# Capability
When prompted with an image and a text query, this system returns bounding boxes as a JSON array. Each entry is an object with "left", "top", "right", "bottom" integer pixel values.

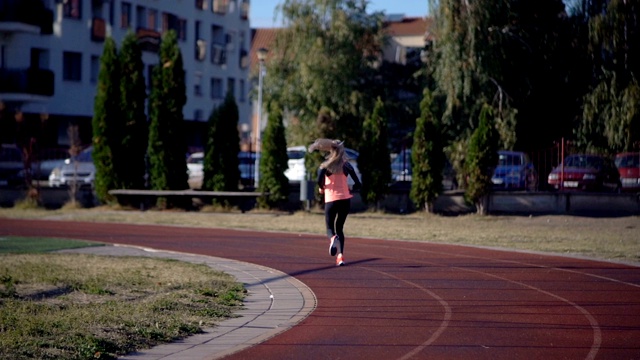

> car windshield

[
  {"left": 287, "top": 150, "right": 305, "bottom": 160},
  {"left": 564, "top": 155, "right": 601, "bottom": 169},
  {"left": 0, "top": 147, "right": 22, "bottom": 162},
  {"left": 616, "top": 154, "right": 639, "bottom": 168},
  {"left": 73, "top": 148, "right": 93, "bottom": 162},
  {"left": 498, "top": 154, "right": 522, "bottom": 166}
]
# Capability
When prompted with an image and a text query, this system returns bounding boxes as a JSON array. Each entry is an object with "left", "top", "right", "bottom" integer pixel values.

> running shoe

[
  {"left": 336, "top": 253, "right": 345, "bottom": 266},
  {"left": 329, "top": 235, "right": 339, "bottom": 256}
]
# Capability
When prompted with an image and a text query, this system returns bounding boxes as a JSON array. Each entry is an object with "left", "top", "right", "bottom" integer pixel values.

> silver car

[{"left": 48, "top": 147, "right": 95, "bottom": 187}]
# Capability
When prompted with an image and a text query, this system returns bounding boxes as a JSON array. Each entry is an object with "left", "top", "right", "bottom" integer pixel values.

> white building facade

[{"left": 0, "top": 0, "right": 252, "bottom": 152}]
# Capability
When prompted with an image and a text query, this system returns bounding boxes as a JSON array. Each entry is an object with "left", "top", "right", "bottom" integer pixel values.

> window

[
  {"left": 121, "top": 2, "right": 131, "bottom": 28},
  {"left": 194, "top": 73, "right": 203, "bottom": 96},
  {"left": 63, "top": 0, "right": 82, "bottom": 19},
  {"left": 162, "top": 12, "right": 186, "bottom": 40},
  {"left": 211, "top": 78, "right": 223, "bottom": 99},
  {"left": 213, "top": 0, "right": 229, "bottom": 14},
  {"left": 30, "top": 48, "right": 49, "bottom": 69},
  {"left": 225, "top": 31, "right": 235, "bottom": 51},
  {"left": 63, "top": 52, "right": 82, "bottom": 82},
  {"left": 90, "top": 55, "right": 99, "bottom": 84},
  {"left": 136, "top": 5, "right": 146, "bottom": 30},
  {"left": 195, "top": 21, "right": 206, "bottom": 61},
  {"left": 211, "top": 25, "right": 226, "bottom": 64},
  {"left": 146, "top": 65, "right": 156, "bottom": 91},
  {"left": 195, "top": 0, "right": 208, "bottom": 10},
  {"left": 239, "top": 79, "right": 245, "bottom": 102},
  {"left": 227, "top": 78, "right": 235, "bottom": 98},
  {"left": 148, "top": 9, "right": 158, "bottom": 31},
  {"left": 240, "top": 0, "right": 249, "bottom": 20}
]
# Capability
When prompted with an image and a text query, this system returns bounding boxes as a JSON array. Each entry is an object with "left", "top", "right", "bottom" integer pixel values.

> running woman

[{"left": 309, "top": 138, "right": 362, "bottom": 266}]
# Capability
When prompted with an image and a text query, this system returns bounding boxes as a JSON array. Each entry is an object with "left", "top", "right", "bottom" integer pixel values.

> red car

[
  {"left": 547, "top": 154, "right": 621, "bottom": 192},
  {"left": 615, "top": 152, "right": 640, "bottom": 192}
]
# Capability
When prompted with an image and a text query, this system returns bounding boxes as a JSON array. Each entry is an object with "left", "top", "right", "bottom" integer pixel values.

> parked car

[
  {"left": 390, "top": 149, "right": 458, "bottom": 191},
  {"left": 48, "top": 146, "right": 95, "bottom": 188},
  {"left": 491, "top": 150, "right": 538, "bottom": 191},
  {"left": 284, "top": 145, "right": 361, "bottom": 186},
  {"left": 30, "top": 148, "right": 70, "bottom": 181},
  {"left": 547, "top": 154, "right": 621, "bottom": 192},
  {"left": 615, "top": 152, "right": 640, "bottom": 192},
  {"left": 0, "top": 144, "right": 24, "bottom": 188},
  {"left": 187, "top": 151, "right": 258, "bottom": 189}
]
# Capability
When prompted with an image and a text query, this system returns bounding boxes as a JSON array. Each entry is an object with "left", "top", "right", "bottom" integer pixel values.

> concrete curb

[{"left": 60, "top": 244, "right": 316, "bottom": 360}]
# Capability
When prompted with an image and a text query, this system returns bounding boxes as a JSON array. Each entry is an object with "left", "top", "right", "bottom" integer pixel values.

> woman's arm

[
  {"left": 344, "top": 162, "right": 362, "bottom": 192},
  {"left": 316, "top": 168, "right": 327, "bottom": 191}
]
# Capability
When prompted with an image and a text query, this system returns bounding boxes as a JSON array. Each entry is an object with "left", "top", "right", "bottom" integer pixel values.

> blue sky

[{"left": 249, "top": 1, "right": 429, "bottom": 28}]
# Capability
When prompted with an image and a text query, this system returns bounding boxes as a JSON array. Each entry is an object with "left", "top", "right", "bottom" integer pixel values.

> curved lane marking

[
  {"left": 354, "top": 243, "right": 605, "bottom": 360},
  {"left": 359, "top": 265, "right": 452, "bottom": 360}
]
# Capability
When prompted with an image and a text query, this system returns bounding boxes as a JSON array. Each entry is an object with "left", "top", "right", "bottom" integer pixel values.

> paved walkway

[{"left": 61, "top": 245, "right": 316, "bottom": 360}]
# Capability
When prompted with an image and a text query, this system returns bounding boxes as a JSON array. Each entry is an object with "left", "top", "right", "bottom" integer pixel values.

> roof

[
  {"left": 384, "top": 16, "right": 433, "bottom": 41},
  {"left": 250, "top": 28, "right": 280, "bottom": 71}
]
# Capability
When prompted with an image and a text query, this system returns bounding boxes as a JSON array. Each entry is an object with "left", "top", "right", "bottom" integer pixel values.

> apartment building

[{"left": 0, "top": 0, "right": 252, "bottom": 152}]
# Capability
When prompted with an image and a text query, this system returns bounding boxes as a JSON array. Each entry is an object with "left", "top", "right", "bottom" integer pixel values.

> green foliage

[
  {"left": 258, "top": 103, "right": 290, "bottom": 209},
  {"left": 266, "top": 0, "right": 386, "bottom": 148},
  {"left": 118, "top": 31, "right": 148, "bottom": 191},
  {"left": 92, "top": 37, "right": 120, "bottom": 204},
  {"left": 410, "top": 90, "right": 445, "bottom": 212},
  {"left": 464, "top": 104, "right": 500, "bottom": 214},
  {"left": 358, "top": 97, "right": 390, "bottom": 208},
  {"left": 576, "top": 0, "right": 640, "bottom": 153},
  {"left": 429, "top": 0, "right": 574, "bottom": 153},
  {"left": 147, "top": 31, "right": 188, "bottom": 203},
  {"left": 203, "top": 91, "right": 241, "bottom": 192}
]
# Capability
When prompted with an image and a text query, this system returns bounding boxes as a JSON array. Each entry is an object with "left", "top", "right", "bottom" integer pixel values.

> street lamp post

[{"left": 254, "top": 47, "right": 268, "bottom": 189}]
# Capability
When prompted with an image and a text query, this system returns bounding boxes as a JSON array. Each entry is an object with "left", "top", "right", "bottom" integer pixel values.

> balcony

[
  {"left": 0, "top": 0, "right": 53, "bottom": 34},
  {"left": 211, "top": 43, "right": 227, "bottom": 65},
  {"left": 136, "top": 28, "right": 161, "bottom": 53},
  {"left": 0, "top": 68, "right": 54, "bottom": 102}
]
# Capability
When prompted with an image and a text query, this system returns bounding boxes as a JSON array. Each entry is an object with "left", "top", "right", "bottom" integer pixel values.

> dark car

[
  {"left": 615, "top": 152, "right": 640, "bottom": 192},
  {"left": 547, "top": 154, "right": 621, "bottom": 192},
  {"left": 390, "top": 150, "right": 457, "bottom": 191},
  {"left": 0, "top": 144, "right": 24, "bottom": 188},
  {"left": 491, "top": 150, "right": 538, "bottom": 191}
]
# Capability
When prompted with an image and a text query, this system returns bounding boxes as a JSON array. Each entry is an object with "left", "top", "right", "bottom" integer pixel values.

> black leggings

[{"left": 324, "top": 198, "right": 351, "bottom": 253}]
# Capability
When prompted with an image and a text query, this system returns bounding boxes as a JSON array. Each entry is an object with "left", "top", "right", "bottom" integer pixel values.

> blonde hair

[{"left": 308, "top": 138, "right": 347, "bottom": 174}]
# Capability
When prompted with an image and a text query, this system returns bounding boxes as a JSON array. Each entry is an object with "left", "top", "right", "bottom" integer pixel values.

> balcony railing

[
  {"left": 0, "top": 0, "right": 53, "bottom": 34},
  {"left": 136, "top": 28, "right": 161, "bottom": 53},
  {"left": 0, "top": 68, "right": 55, "bottom": 98}
]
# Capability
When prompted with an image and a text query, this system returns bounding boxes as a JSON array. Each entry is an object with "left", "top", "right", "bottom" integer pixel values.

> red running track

[{"left": 2, "top": 218, "right": 639, "bottom": 360}]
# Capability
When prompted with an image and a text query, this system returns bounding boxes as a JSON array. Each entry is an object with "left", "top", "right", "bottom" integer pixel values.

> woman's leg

[
  {"left": 324, "top": 201, "right": 338, "bottom": 238},
  {"left": 334, "top": 199, "right": 351, "bottom": 253}
]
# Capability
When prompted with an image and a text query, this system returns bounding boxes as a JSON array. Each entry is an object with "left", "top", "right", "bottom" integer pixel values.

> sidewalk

[{"left": 60, "top": 244, "right": 316, "bottom": 360}]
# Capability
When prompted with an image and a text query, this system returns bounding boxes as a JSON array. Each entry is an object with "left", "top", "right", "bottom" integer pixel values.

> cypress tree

[
  {"left": 147, "top": 30, "right": 188, "bottom": 207},
  {"left": 118, "top": 31, "right": 148, "bottom": 191},
  {"left": 203, "top": 91, "right": 240, "bottom": 192},
  {"left": 410, "top": 89, "right": 445, "bottom": 213},
  {"left": 257, "top": 102, "right": 289, "bottom": 209},
  {"left": 359, "top": 97, "right": 391, "bottom": 210},
  {"left": 92, "top": 37, "right": 120, "bottom": 204},
  {"left": 464, "top": 104, "right": 500, "bottom": 215},
  {"left": 203, "top": 104, "right": 223, "bottom": 191}
]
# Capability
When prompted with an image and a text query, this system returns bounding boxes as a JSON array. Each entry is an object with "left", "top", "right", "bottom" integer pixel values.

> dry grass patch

[
  {"left": 1, "top": 207, "right": 639, "bottom": 264},
  {"left": 0, "top": 253, "right": 245, "bottom": 360}
]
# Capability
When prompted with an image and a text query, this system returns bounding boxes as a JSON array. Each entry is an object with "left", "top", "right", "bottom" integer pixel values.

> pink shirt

[{"left": 323, "top": 172, "right": 352, "bottom": 203}]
